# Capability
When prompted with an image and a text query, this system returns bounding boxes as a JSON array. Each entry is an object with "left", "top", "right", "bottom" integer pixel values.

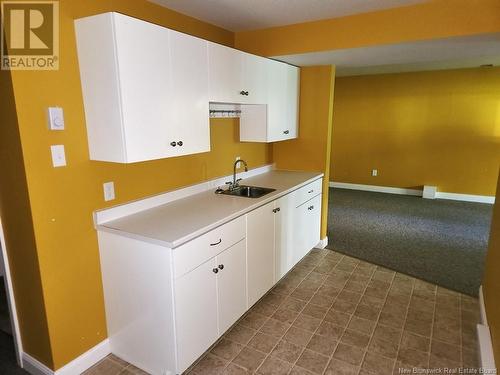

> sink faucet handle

[{"left": 236, "top": 178, "right": 242, "bottom": 183}]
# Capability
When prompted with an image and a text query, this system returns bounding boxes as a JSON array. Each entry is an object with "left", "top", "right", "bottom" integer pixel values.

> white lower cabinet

[
  {"left": 246, "top": 202, "right": 276, "bottom": 307},
  {"left": 175, "top": 239, "right": 247, "bottom": 373},
  {"left": 174, "top": 257, "right": 218, "bottom": 372},
  {"left": 293, "top": 194, "right": 322, "bottom": 265},
  {"left": 98, "top": 178, "right": 323, "bottom": 374}
]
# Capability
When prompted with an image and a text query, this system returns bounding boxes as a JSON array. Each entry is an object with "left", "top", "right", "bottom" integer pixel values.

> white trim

[
  {"left": 477, "top": 324, "right": 497, "bottom": 372},
  {"left": 329, "top": 181, "right": 495, "bottom": 204},
  {"left": 479, "top": 286, "right": 488, "bottom": 326},
  {"left": 95, "top": 164, "right": 274, "bottom": 225},
  {"left": 435, "top": 192, "right": 495, "bottom": 204},
  {"left": 23, "top": 339, "right": 110, "bottom": 375},
  {"left": 0, "top": 218, "right": 23, "bottom": 366},
  {"left": 22, "top": 353, "right": 52, "bottom": 375},
  {"left": 329, "top": 182, "right": 422, "bottom": 196},
  {"left": 314, "top": 237, "right": 328, "bottom": 249}
]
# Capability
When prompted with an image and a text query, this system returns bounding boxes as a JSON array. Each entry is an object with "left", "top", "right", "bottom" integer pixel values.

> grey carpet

[{"left": 327, "top": 188, "right": 493, "bottom": 296}]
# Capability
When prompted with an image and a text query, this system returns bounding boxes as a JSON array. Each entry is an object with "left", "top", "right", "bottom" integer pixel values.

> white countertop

[{"left": 98, "top": 170, "right": 323, "bottom": 248}]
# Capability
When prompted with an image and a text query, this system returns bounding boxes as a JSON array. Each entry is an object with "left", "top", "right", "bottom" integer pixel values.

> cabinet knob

[
  {"left": 272, "top": 207, "right": 281, "bottom": 213},
  {"left": 177, "top": 141, "right": 183, "bottom": 146},
  {"left": 308, "top": 190, "right": 314, "bottom": 194},
  {"left": 240, "top": 90, "right": 249, "bottom": 96},
  {"left": 170, "top": 141, "right": 177, "bottom": 147},
  {"left": 212, "top": 268, "right": 219, "bottom": 274},
  {"left": 283, "top": 130, "right": 290, "bottom": 134},
  {"left": 308, "top": 205, "right": 314, "bottom": 210},
  {"left": 218, "top": 264, "right": 224, "bottom": 270}
]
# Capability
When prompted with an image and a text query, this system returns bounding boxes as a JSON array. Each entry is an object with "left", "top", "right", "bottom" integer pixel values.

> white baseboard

[
  {"left": 477, "top": 285, "right": 497, "bottom": 372},
  {"left": 434, "top": 192, "right": 495, "bottom": 204},
  {"left": 329, "top": 181, "right": 495, "bottom": 204},
  {"left": 22, "top": 353, "right": 52, "bottom": 375},
  {"left": 477, "top": 325, "right": 496, "bottom": 372},
  {"left": 23, "top": 339, "right": 110, "bottom": 375},
  {"left": 479, "top": 286, "right": 488, "bottom": 326},
  {"left": 329, "top": 182, "right": 422, "bottom": 196},
  {"left": 315, "top": 237, "right": 328, "bottom": 249}
]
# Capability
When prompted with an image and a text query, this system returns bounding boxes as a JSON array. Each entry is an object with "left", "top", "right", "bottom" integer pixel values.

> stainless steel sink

[{"left": 220, "top": 185, "right": 276, "bottom": 198}]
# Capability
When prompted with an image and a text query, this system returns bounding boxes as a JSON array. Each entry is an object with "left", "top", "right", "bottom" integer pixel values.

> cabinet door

[
  {"left": 169, "top": 30, "right": 210, "bottom": 157},
  {"left": 293, "top": 195, "right": 322, "bottom": 266},
  {"left": 113, "top": 14, "right": 177, "bottom": 162},
  {"left": 266, "top": 59, "right": 288, "bottom": 142},
  {"left": 216, "top": 240, "right": 247, "bottom": 334},
  {"left": 208, "top": 43, "right": 242, "bottom": 103},
  {"left": 175, "top": 258, "right": 218, "bottom": 373},
  {"left": 246, "top": 202, "right": 275, "bottom": 307},
  {"left": 275, "top": 195, "right": 295, "bottom": 281},
  {"left": 285, "top": 66, "right": 300, "bottom": 139},
  {"left": 241, "top": 53, "right": 267, "bottom": 104}
]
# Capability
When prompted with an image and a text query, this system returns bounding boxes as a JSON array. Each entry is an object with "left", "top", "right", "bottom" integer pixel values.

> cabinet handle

[
  {"left": 177, "top": 141, "right": 183, "bottom": 146},
  {"left": 283, "top": 130, "right": 290, "bottom": 135},
  {"left": 210, "top": 238, "right": 222, "bottom": 246},
  {"left": 218, "top": 264, "right": 224, "bottom": 270},
  {"left": 308, "top": 190, "right": 314, "bottom": 194},
  {"left": 272, "top": 207, "right": 281, "bottom": 213},
  {"left": 308, "top": 205, "right": 314, "bottom": 210},
  {"left": 239, "top": 90, "right": 249, "bottom": 96},
  {"left": 212, "top": 268, "right": 219, "bottom": 274},
  {"left": 170, "top": 141, "right": 177, "bottom": 147}
]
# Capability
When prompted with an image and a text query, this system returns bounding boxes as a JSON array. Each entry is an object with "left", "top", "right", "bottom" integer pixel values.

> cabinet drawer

[
  {"left": 291, "top": 178, "right": 322, "bottom": 207},
  {"left": 173, "top": 216, "right": 245, "bottom": 278}
]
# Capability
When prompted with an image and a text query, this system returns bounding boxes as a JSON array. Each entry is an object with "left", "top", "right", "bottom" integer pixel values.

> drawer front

[
  {"left": 291, "top": 178, "right": 322, "bottom": 207},
  {"left": 173, "top": 216, "right": 246, "bottom": 278}
]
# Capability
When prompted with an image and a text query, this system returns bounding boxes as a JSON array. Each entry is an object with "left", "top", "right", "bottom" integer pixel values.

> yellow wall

[
  {"left": 483, "top": 170, "right": 500, "bottom": 364},
  {"left": 331, "top": 68, "right": 500, "bottom": 196},
  {"left": 235, "top": 0, "right": 500, "bottom": 57},
  {"left": 0, "top": 64, "right": 53, "bottom": 368},
  {"left": 274, "top": 66, "right": 336, "bottom": 239},
  {"left": 5, "top": 0, "right": 273, "bottom": 370}
]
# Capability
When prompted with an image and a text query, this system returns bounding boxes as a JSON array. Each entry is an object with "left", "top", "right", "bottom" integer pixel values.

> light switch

[
  {"left": 47, "top": 107, "right": 65, "bottom": 130},
  {"left": 103, "top": 182, "right": 115, "bottom": 201},
  {"left": 371, "top": 169, "right": 378, "bottom": 177},
  {"left": 50, "top": 145, "right": 66, "bottom": 167}
]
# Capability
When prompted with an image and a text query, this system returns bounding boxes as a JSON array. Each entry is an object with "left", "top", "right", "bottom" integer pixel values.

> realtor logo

[{"left": 1, "top": 1, "right": 59, "bottom": 70}]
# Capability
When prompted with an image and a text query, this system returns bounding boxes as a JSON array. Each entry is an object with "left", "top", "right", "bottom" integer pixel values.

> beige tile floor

[{"left": 84, "top": 249, "right": 480, "bottom": 375}]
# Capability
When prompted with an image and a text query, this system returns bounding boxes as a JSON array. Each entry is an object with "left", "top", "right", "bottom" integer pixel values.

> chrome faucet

[{"left": 227, "top": 159, "right": 248, "bottom": 191}]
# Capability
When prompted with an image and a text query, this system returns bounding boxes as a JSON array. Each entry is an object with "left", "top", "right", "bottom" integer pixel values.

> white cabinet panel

[
  {"left": 208, "top": 43, "right": 242, "bottom": 103},
  {"left": 217, "top": 240, "right": 247, "bottom": 334},
  {"left": 240, "top": 60, "right": 300, "bottom": 143},
  {"left": 75, "top": 12, "right": 211, "bottom": 163},
  {"left": 293, "top": 194, "right": 322, "bottom": 266},
  {"left": 114, "top": 14, "right": 175, "bottom": 162},
  {"left": 169, "top": 30, "right": 210, "bottom": 157},
  {"left": 246, "top": 202, "right": 275, "bottom": 307},
  {"left": 175, "top": 258, "right": 218, "bottom": 373},
  {"left": 241, "top": 53, "right": 267, "bottom": 104},
  {"left": 274, "top": 194, "right": 295, "bottom": 281}
]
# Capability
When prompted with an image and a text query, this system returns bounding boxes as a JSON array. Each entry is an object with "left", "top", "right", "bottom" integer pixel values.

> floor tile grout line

[
  {"left": 237, "top": 249, "right": 339, "bottom": 374},
  {"left": 354, "top": 268, "right": 399, "bottom": 375},
  {"left": 391, "top": 276, "right": 416, "bottom": 374},
  {"left": 427, "top": 284, "right": 438, "bottom": 370}
]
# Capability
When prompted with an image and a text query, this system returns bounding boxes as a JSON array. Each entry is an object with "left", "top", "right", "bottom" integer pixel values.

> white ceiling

[
  {"left": 149, "top": 0, "right": 426, "bottom": 32},
  {"left": 273, "top": 34, "right": 500, "bottom": 76}
]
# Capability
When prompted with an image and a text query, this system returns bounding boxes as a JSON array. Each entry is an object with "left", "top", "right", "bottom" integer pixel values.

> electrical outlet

[
  {"left": 372, "top": 169, "right": 378, "bottom": 177},
  {"left": 235, "top": 156, "right": 241, "bottom": 167},
  {"left": 103, "top": 182, "right": 115, "bottom": 201}
]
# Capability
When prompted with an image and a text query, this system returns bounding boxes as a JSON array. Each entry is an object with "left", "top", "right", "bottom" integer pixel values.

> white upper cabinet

[
  {"left": 239, "top": 60, "right": 300, "bottom": 143},
  {"left": 75, "top": 13, "right": 210, "bottom": 163},
  {"left": 208, "top": 43, "right": 243, "bottom": 104},
  {"left": 208, "top": 43, "right": 268, "bottom": 104}
]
